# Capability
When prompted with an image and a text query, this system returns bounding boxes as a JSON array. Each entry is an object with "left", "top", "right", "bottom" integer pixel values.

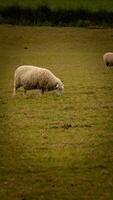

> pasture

[{"left": 0, "top": 25, "right": 113, "bottom": 200}]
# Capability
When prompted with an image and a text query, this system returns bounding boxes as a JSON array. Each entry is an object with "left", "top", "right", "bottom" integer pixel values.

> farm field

[
  {"left": 0, "top": 25, "right": 113, "bottom": 200},
  {"left": 0, "top": 0, "right": 113, "bottom": 11}
]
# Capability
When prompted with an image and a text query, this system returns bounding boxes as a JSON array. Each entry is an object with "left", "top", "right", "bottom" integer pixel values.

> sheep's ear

[{"left": 55, "top": 83, "right": 59, "bottom": 89}]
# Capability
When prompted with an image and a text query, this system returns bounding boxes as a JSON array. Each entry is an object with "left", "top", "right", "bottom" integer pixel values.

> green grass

[
  {"left": 0, "top": 0, "right": 113, "bottom": 11},
  {"left": 0, "top": 25, "right": 113, "bottom": 200}
]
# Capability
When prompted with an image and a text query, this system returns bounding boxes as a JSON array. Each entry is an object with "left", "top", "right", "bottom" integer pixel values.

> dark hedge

[{"left": 0, "top": 5, "right": 113, "bottom": 27}]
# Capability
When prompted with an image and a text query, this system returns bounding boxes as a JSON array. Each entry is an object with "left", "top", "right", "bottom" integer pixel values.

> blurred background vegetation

[{"left": 0, "top": 0, "right": 113, "bottom": 26}]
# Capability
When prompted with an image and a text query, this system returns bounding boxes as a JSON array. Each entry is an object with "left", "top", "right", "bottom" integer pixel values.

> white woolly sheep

[
  {"left": 103, "top": 52, "right": 113, "bottom": 67},
  {"left": 13, "top": 65, "right": 64, "bottom": 96}
]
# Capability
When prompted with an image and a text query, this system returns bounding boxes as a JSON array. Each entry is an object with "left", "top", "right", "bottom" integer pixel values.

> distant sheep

[
  {"left": 13, "top": 65, "right": 64, "bottom": 96},
  {"left": 103, "top": 52, "right": 113, "bottom": 67}
]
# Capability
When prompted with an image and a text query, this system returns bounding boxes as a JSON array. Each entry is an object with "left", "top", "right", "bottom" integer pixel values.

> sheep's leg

[
  {"left": 23, "top": 88, "right": 27, "bottom": 96},
  {"left": 13, "top": 80, "right": 16, "bottom": 96},
  {"left": 41, "top": 88, "right": 45, "bottom": 94},
  {"left": 38, "top": 88, "right": 45, "bottom": 96},
  {"left": 38, "top": 90, "right": 42, "bottom": 96},
  {"left": 13, "top": 87, "right": 16, "bottom": 96},
  {"left": 13, "top": 81, "right": 18, "bottom": 96}
]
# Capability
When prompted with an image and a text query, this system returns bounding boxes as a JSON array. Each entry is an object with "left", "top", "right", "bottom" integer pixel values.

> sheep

[
  {"left": 13, "top": 65, "right": 64, "bottom": 96},
  {"left": 103, "top": 52, "right": 113, "bottom": 67}
]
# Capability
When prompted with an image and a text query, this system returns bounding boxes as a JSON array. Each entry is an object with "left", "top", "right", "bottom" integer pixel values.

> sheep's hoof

[{"left": 13, "top": 93, "right": 16, "bottom": 96}]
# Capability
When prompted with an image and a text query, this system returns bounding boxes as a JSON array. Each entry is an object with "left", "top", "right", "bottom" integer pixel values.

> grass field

[
  {"left": 0, "top": 0, "right": 113, "bottom": 11},
  {"left": 0, "top": 25, "right": 113, "bottom": 200}
]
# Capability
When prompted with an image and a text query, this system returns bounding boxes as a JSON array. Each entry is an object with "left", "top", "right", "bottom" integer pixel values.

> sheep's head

[{"left": 55, "top": 80, "right": 64, "bottom": 96}]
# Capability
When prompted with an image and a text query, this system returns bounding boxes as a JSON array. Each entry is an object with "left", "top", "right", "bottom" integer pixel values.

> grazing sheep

[
  {"left": 13, "top": 65, "right": 64, "bottom": 96},
  {"left": 103, "top": 52, "right": 113, "bottom": 67}
]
